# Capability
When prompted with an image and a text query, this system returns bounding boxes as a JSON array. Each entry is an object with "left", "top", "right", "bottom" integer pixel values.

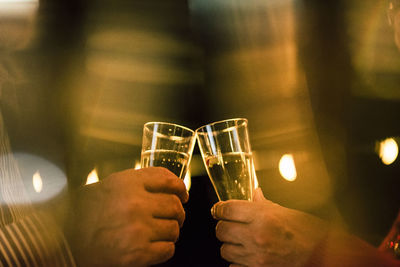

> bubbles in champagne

[
  {"left": 205, "top": 152, "right": 254, "bottom": 201},
  {"left": 141, "top": 150, "right": 189, "bottom": 178}
]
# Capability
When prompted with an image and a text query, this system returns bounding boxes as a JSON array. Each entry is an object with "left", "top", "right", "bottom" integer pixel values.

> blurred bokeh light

[
  {"left": 279, "top": 154, "right": 297, "bottom": 181},
  {"left": 184, "top": 169, "right": 192, "bottom": 191},
  {"left": 85, "top": 168, "right": 99, "bottom": 185},
  {"left": 1, "top": 0, "right": 400, "bottom": 264},
  {"left": 13, "top": 153, "right": 67, "bottom": 204},
  {"left": 134, "top": 161, "right": 141, "bottom": 170},
  {"left": 32, "top": 170, "right": 43, "bottom": 193},
  {"left": 378, "top": 138, "right": 399, "bottom": 165}
]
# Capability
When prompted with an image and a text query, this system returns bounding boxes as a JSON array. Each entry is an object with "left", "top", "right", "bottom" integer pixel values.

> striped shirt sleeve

[
  {"left": 0, "top": 212, "right": 76, "bottom": 267},
  {"left": 1, "top": 61, "right": 76, "bottom": 266}
]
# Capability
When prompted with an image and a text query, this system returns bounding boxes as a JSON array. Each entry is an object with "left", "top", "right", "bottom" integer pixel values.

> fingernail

[{"left": 211, "top": 205, "right": 216, "bottom": 218}]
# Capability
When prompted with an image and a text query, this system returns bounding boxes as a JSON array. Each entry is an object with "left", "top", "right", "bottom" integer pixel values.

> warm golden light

[
  {"left": 86, "top": 168, "right": 99, "bottom": 185},
  {"left": 379, "top": 138, "right": 398, "bottom": 165},
  {"left": 279, "top": 154, "right": 297, "bottom": 181},
  {"left": 183, "top": 170, "right": 191, "bottom": 191},
  {"left": 0, "top": 0, "right": 37, "bottom": 2},
  {"left": 32, "top": 170, "right": 43, "bottom": 193},
  {"left": 0, "top": 0, "right": 38, "bottom": 16},
  {"left": 253, "top": 165, "right": 259, "bottom": 188},
  {"left": 134, "top": 161, "right": 141, "bottom": 170}
]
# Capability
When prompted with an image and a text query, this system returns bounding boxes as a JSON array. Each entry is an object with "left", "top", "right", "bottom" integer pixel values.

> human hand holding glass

[
  {"left": 141, "top": 122, "right": 196, "bottom": 179},
  {"left": 196, "top": 118, "right": 256, "bottom": 201}
]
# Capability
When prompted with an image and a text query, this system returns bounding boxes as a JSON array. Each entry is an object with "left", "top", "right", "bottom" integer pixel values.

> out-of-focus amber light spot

[
  {"left": 134, "top": 161, "right": 141, "bottom": 170},
  {"left": 183, "top": 169, "right": 191, "bottom": 191},
  {"left": 0, "top": 0, "right": 37, "bottom": 2},
  {"left": 279, "top": 154, "right": 297, "bottom": 181},
  {"left": 86, "top": 168, "right": 99, "bottom": 185},
  {"left": 379, "top": 138, "right": 398, "bottom": 165},
  {"left": 32, "top": 170, "right": 43, "bottom": 193}
]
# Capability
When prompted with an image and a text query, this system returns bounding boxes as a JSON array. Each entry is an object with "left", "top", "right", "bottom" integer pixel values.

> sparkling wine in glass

[
  {"left": 141, "top": 122, "right": 195, "bottom": 179},
  {"left": 196, "top": 118, "right": 255, "bottom": 201}
]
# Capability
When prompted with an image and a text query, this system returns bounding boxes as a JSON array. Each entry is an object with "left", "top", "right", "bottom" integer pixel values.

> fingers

[
  {"left": 143, "top": 167, "right": 189, "bottom": 203},
  {"left": 220, "top": 243, "right": 247, "bottom": 265},
  {"left": 150, "top": 219, "right": 180, "bottom": 242},
  {"left": 211, "top": 200, "right": 254, "bottom": 223},
  {"left": 151, "top": 193, "right": 186, "bottom": 227},
  {"left": 215, "top": 221, "right": 248, "bottom": 245}
]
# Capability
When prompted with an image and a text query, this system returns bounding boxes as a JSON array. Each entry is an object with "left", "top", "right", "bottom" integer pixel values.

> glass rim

[
  {"left": 195, "top": 118, "right": 248, "bottom": 133},
  {"left": 144, "top": 121, "right": 195, "bottom": 134}
]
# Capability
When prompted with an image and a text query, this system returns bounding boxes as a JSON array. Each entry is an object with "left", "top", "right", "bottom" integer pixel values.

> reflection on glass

[
  {"left": 279, "top": 154, "right": 297, "bottom": 181},
  {"left": 197, "top": 118, "right": 255, "bottom": 201},
  {"left": 253, "top": 165, "right": 259, "bottom": 188},
  {"left": 183, "top": 169, "right": 192, "bottom": 191},
  {"left": 141, "top": 122, "right": 196, "bottom": 179},
  {"left": 134, "top": 161, "right": 141, "bottom": 170}
]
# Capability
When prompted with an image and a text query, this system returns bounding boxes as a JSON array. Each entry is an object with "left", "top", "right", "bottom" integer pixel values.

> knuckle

[
  {"left": 137, "top": 167, "right": 151, "bottom": 177},
  {"left": 215, "top": 203, "right": 229, "bottom": 219},
  {"left": 161, "top": 243, "right": 175, "bottom": 261},
  {"left": 143, "top": 167, "right": 171, "bottom": 182},
  {"left": 129, "top": 223, "right": 147, "bottom": 237},
  {"left": 175, "top": 177, "right": 186, "bottom": 188},
  {"left": 219, "top": 202, "right": 238, "bottom": 218},
  {"left": 105, "top": 169, "right": 137, "bottom": 188},
  {"left": 102, "top": 173, "right": 118, "bottom": 189},
  {"left": 220, "top": 205, "right": 230, "bottom": 218},
  {"left": 257, "top": 212, "right": 271, "bottom": 230},
  {"left": 154, "top": 166, "right": 174, "bottom": 177},
  {"left": 145, "top": 166, "right": 163, "bottom": 173},
  {"left": 154, "top": 166, "right": 168, "bottom": 173},
  {"left": 170, "top": 193, "right": 181, "bottom": 204},
  {"left": 254, "top": 233, "right": 269, "bottom": 247},
  {"left": 215, "top": 221, "right": 226, "bottom": 240},
  {"left": 174, "top": 179, "right": 186, "bottom": 193},
  {"left": 170, "top": 195, "right": 183, "bottom": 214},
  {"left": 171, "top": 221, "right": 180, "bottom": 242},
  {"left": 118, "top": 243, "right": 147, "bottom": 266},
  {"left": 128, "top": 198, "right": 146, "bottom": 215},
  {"left": 256, "top": 256, "right": 269, "bottom": 266},
  {"left": 180, "top": 210, "right": 186, "bottom": 225},
  {"left": 169, "top": 177, "right": 183, "bottom": 191},
  {"left": 159, "top": 176, "right": 175, "bottom": 189},
  {"left": 220, "top": 244, "right": 231, "bottom": 260},
  {"left": 215, "top": 220, "right": 222, "bottom": 231},
  {"left": 119, "top": 252, "right": 142, "bottom": 266}
]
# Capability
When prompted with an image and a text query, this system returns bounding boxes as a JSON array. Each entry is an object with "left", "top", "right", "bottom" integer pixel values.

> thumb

[{"left": 253, "top": 187, "right": 265, "bottom": 202}]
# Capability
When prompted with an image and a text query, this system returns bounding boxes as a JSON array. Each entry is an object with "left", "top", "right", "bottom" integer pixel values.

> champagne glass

[
  {"left": 141, "top": 122, "right": 196, "bottom": 179},
  {"left": 196, "top": 118, "right": 255, "bottom": 201}
]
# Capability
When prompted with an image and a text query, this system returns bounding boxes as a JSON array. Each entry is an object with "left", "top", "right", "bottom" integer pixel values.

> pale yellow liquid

[
  {"left": 141, "top": 150, "right": 189, "bottom": 178},
  {"left": 205, "top": 152, "right": 254, "bottom": 201}
]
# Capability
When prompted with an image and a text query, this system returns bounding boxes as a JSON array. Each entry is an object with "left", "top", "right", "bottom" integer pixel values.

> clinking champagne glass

[
  {"left": 196, "top": 118, "right": 256, "bottom": 201},
  {"left": 140, "top": 122, "right": 196, "bottom": 179}
]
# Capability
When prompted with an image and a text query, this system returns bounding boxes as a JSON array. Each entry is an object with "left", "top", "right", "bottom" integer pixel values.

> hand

[
  {"left": 71, "top": 167, "right": 188, "bottom": 267},
  {"left": 212, "top": 188, "right": 328, "bottom": 267}
]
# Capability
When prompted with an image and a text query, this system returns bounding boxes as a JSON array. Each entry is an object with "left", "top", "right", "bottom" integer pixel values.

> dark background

[{"left": 3, "top": 0, "right": 400, "bottom": 266}]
